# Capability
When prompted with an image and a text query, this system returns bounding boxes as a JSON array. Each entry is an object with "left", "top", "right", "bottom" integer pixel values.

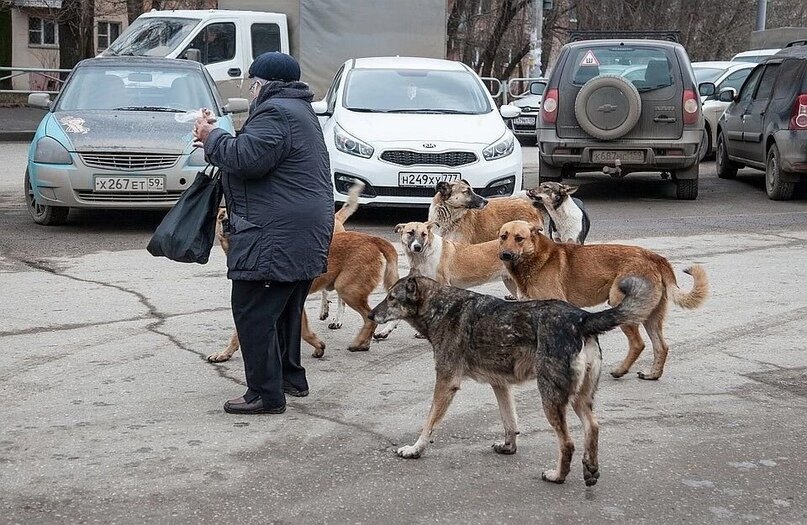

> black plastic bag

[{"left": 146, "top": 165, "right": 222, "bottom": 264}]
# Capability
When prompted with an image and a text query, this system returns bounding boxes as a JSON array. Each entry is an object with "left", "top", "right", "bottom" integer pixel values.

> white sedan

[{"left": 312, "top": 56, "right": 523, "bottom": 207}]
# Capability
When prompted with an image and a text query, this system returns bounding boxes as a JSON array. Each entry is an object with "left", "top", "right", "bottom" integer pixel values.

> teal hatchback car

[{"left": 25, "top": 56, "right": 248, "bottom": 225}]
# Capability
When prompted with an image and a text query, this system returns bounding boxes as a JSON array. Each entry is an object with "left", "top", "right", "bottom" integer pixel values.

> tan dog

[
  {"left": 208, "top": 213, "right": 399, "bottom": 362},
  {"left": 428, "top": 180, "right": 543, "bottom": 244},
  {"left": 395, "top": 221, "right": 516, "bottom": 296},
  {"left": 498, "top": 220, "right": 708, "bottom": 380}
]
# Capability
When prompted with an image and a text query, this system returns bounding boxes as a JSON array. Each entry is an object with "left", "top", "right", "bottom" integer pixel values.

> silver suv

[{"left": 538, "top": 40, "right": 713, "bottom": 199}]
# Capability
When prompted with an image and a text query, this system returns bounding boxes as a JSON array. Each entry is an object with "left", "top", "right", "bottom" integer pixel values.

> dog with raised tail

[
  {"left": 519, "top": 182, "right": 591, "bottom": 245},
  {"left": 498, "top": 220, "right": 709, "bottom": 380},
  {"left": 369, "top": 275, "right": 657, "bottom": 486}
]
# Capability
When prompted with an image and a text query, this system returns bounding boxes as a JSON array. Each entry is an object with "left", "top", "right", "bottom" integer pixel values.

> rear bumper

[
  {"left": 538, "top": 127, "right": 702, "bottom": 171},
  {"left": 775, "top": 130, "right": 807, "bottom": 177}
]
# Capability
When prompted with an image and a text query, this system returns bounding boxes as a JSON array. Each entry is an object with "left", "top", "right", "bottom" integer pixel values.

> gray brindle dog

[{"left": 369, "top": 275, "right": 655, "bottom": 486}]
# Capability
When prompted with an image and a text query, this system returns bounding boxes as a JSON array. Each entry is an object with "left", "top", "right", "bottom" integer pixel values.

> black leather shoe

[
  {"left": 223, "top": 396, "right": 286, "bottom": 414},
  {"left": 283, "top": 384, "right": 309, "bottom": 397}
]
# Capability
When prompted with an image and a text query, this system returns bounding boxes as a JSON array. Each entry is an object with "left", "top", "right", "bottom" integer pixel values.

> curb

[{"left": 0, "top": 131, "right": 35, "bottom": 142}]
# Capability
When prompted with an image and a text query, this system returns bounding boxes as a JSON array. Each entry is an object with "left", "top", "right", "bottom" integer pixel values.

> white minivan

[{"left": 312, "top": 57, "right": 523, "bottom": 207}]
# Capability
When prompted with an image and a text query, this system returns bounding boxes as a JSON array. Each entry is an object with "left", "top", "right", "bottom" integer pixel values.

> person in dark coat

[{"left": 193, "top": 52, "right": 334, "bottom": 414}]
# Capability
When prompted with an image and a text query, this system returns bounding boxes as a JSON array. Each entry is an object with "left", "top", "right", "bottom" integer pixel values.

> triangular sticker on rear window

[{"left": 580, "top": 50, "right": 600, "bottom": 66}]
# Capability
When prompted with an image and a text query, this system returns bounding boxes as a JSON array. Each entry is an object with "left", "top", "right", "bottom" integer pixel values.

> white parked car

[
  {"left": 730, "top": 49, "right": 781, "bottom": 63},
  {"left": 692, "top": 62, "right": 755, "bottom": 154},
  {"left": 312, "top": 56, "right": 523, "bottom": 207}
]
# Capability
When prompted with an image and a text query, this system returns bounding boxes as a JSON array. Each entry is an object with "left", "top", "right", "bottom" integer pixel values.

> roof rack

[{"left": 568, "top": 30, "right": 681, "bottom": 44}]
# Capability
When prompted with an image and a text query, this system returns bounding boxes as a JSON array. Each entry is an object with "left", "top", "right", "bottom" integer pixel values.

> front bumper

[
  {"left": 774, "top": 130, "right": 807, "bottom": 177},
  {"left": 538, "top": 127, "right": 702, "bottom": 171},
  {"left": 330, "top": 144, "right": 523, "bottom": 207},
  {"left": 28, "top": 151, "right": 202, "bottom": 209},
  {"left": 508, "top": 112, "right": 539, "bottom": 137}
]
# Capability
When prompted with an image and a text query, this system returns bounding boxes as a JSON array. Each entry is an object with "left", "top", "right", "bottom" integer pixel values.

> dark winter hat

[{"left": 248, "top": 52, "right": 301, "bottom": 82}]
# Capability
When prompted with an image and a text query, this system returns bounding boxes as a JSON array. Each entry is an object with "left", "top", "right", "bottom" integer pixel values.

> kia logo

[{"left": 423, "top": 143, "right": 436, "bottom": 149}]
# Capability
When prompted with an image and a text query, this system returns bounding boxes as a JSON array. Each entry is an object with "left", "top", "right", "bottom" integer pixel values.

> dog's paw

[
  {"left": 396, "top": 445, "right": 422, "bottom": 459},
  {"left": 637, "top": 370, "right": 661, "bottom": 381},
  {"left": 373, "top": 331, "right": 389, "bottom": 340},
  {"left": 347, "top": 345, "right": 370, "bottom": 352},
  {"left": 582, "top": 458, "right": 600, "bottom": 487},
  {"left": 492, "top": 442, "right": 517, "bottom": 455},
  {"left": 206, "top": 352, "right": 232, "bottom": 363},
  {"left": 319, "top": 311, "right": 329, "bottom": 321},
  {"left": 327, "top": 321, "right": 342, "bottom": 330},
  {"left": 311, "top": 342, "right": 326, "bottom": 359},
  {"left": 541, "top": 469, "right": 566, "bottom": 484},
  {"left": 609, "top": 368, "right": 628, "bottom": 379},
  {"left": 414, "top": 332, "right": 427, "bottom": 339},
  {"left": 503, "top": 294, "right": 518, "bottom": 301}
]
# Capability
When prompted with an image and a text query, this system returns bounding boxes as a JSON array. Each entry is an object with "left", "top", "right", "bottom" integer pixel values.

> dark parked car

[
  {"left": 716, "top": 43, "right": 807, "bottom": 200},
  {"left": 538, "top": 39, "right": 714, "bottom": 200}
]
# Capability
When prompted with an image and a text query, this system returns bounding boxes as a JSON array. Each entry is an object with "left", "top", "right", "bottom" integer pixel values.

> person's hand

[{"left": 192, "top": 108, "right": 217, "bottom": 148}]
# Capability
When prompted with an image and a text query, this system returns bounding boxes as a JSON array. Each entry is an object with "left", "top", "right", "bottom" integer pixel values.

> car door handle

[
  {"left": 227, "top": 68, "right": 241, "bottom": 77},
  {"left": 654, "top": 116, "right": 677, "bottom": 123}
]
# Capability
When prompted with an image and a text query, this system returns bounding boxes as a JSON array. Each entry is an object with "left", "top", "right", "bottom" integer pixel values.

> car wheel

[
  {"left": 698, "top": 126, "right": 710, "bottom": 161},
  {"left": 675, "top": 164, "right": 699, "bottom": 200},
  {"left": 25, "top": 170, "right": 69, "bottom": 225},
  {"left": 538, "top": 155, "right": 562, "bottom": 183},
  {"left": 765, "top": 144, "right": 796, "bottom": 201},
  {"left": 715, "top": 132, "right": 739, "bottom": 180},
  {"left": 574, "top": 75, "right": 642, "bottom": 140}
]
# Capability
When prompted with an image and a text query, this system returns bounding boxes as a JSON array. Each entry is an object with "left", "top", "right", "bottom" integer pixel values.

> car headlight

[
  {"left": 335, "top": 124, "right": 373, "bottom": 159},
  {"left": 188, "top": 147, "right": 207, "bottom": 166},
  {"left": 33, "top": 136, "right": 72, "bottom": 165},
  {"left": 483, "top": 133, "right": 515, "bottom": 161}
]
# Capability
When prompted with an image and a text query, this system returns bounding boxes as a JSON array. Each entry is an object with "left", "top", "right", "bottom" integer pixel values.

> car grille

[
  {"left": 80, "top": 152, "right": 180, "bottom": 171},
  {"left": 380, "top": 150, "right": 477, "bottom": 167},
  {"left": 75, "top": 190, "right": 183, "bottom": 203},
  {"left": 373, "top": 186, "right": 484, "bottom": 198}
]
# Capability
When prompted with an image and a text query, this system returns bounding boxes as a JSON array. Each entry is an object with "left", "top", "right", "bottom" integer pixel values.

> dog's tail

[
  {"left": 376, "top": 238, "right": 400, "bottom": 290},
  {"left": 334, "top": 181, "right": 364, "bottom": 227},
  {"left": 581, "top": 276, "right": 657, "bottom": 337},
  {"left": 663, "top": 264, "right": 709, "bottom": 310}
]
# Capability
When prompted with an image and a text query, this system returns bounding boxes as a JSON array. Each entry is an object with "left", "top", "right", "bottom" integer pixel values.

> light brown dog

[
  {"left": 427, "top": 180, "right": 543, "bottom": 244},
  {"left": 498, "top": 220, "right": 708, "bottom": 380},
  {"left": 395, "top": 221, "right": 516, "bottom": 296},
  {"left": 208, "top": 214, "right": 399, "bottom": 362}
]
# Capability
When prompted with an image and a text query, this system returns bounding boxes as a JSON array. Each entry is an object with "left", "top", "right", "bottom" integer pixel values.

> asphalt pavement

[{"left": 1, "top": 142, "right": 806, "bottom": 524}]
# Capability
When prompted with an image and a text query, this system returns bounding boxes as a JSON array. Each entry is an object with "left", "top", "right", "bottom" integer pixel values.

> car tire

[
  {"left": 715, "top": 131, "right": 739, "bottom": 180},
  {"left": 675, "top": 164, "right": 699, "bottom": 200},
  {"left": 765, "top": 144, "right": 796, "bottom": 201},
  {"left": 574, "top": 75, "right": 642, "bottom": 140},
  {"left": 25, "top": 170, "right": 69, "bottom": 226},
  {"left": 538, "top": 155, "right": 562, "bottom": 183},
  {"left": 699, "top": 126, "right": 710, "bottom": 161}
]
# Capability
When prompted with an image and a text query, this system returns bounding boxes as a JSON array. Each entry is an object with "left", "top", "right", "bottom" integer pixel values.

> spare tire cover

[{"left": 574, "top": 74, "right": 642, "bottom": 140}]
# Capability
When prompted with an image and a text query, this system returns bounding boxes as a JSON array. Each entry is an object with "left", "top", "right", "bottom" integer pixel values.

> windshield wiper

[
  {"left": 386, "top": 108, "right": 476, "bottom": 114},
  {"left": 346, "top": 107, "right": 390, "bottom": 113},
  {"left": 113, "top": 106, "right": 184, "bottom": 112}
]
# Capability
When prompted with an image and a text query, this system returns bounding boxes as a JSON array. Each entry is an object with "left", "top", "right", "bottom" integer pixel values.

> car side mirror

[
  {"left": 698, "top": 82, "right": 716, "bottom": 97},
  {"left": 529, "top": 81, "right": 545, "bottom": 95},
  {"left": 311, "top": 99, "right": 330, "bottom": 116},
  {"left": 499, "top": 104, "right": 522, "bottom": 119},
  {"left": 28, "top": 92, "right": 51, "bottom": 109},
  {"left": 183, "top": 48, "right": 202, "bottom": 62},
  {"left": 718, "top": 87, "right": 737, "bottom": 103},
  {"left": 223, "top": 98, "right": 250, "bottom": 114}
]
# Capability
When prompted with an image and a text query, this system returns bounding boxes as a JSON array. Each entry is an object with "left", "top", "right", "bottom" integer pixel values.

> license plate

[
  {"left": 94, "top": 176, "right": 165, "bottom": 192},
  {"left": 514, "top": 116, "right": 536, "bottom": 126},
  {"left": 398, "top": 172, "right": 461, "bottom": 188},
  {"left": 591, "top": 150, "right": 645, "bottom": 163}
]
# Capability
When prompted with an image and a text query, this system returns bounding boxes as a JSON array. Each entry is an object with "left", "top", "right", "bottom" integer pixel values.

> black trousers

[{"left": 231, "top": 279, "right": 312, "bottom": 408}]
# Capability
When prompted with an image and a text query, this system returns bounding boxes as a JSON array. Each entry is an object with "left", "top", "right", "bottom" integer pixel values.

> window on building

[
  {"left": 29, "top": 17, "right": 58, "bottom": 47},
  {"left": 97, "top": 22, "right": 122, "bottom": 51}
]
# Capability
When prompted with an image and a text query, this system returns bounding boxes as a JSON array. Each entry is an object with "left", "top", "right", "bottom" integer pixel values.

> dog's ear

[
  {"left": 394, "top": 223, "right": 406, "bottom": 234},
  {"left": 561, "top": 184, "right": 578, "bottom": 195},
  {"left": 459, "top": 178, "right": 471, "bottom": 187},
  {"left": 530, "top": 223, "right": 544, "bottom": 236},
  {"left": 404, "top": 276, "right": 419, "bottom": 298},
  {"left": 435, "top": 181, "right": 451, "bottom": 199},
  {"left": 424, "top": 220, "right": 437, "bottom": 231}
]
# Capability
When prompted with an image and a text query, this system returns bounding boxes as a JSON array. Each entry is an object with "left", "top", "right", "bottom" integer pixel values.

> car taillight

[
  {"left": 683, "top": 89, "right": 699, "bottom": 125},
  {"left": 790, "top": 94, "right": 807, "bottom": 130},
  {"left": 541, "top": 88, "right": 558, "bottom": 124}
]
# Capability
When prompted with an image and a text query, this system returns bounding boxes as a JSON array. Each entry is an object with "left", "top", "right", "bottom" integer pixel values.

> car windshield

[
  {"left": 693, "top": 67, "right": 727, "bottom": 83},
  {"left": 343, "top": 69, "right": 492, "bottom": 114},
  {"left": 569, "top": 46, "right": 675, "bottom": 92},
  {"left": 56, "top": 65, "right": 217, "bottom": 112},
  {"left": 103, "top": 17, "right": 200, "bottom": 57}
]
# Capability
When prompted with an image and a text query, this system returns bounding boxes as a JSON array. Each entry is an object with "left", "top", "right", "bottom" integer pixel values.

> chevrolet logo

[{"left": 598, "top": 104, "right": 617, "bottom": 113}]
